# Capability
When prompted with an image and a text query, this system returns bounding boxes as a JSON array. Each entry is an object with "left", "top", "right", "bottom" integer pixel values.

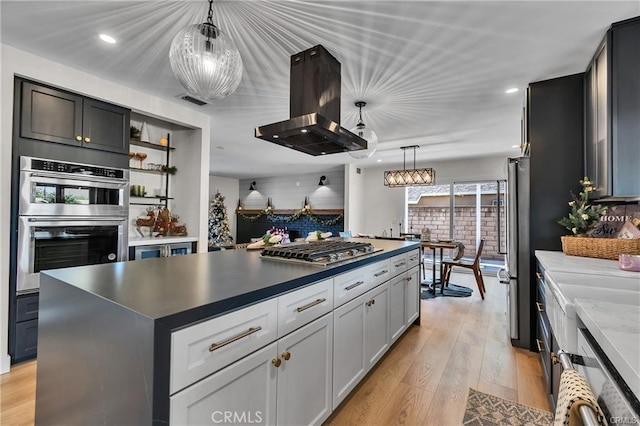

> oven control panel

[{"left": 29, "top": 158, "right": 125, "bottom": 179}]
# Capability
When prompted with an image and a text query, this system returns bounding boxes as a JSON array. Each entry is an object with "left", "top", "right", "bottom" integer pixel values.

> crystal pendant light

[
  {"left": 348, "top": 101, "right": 378, "bottom": 159},
  {"left": 169, "top": 0, "right": 243, "bottom": 101}
]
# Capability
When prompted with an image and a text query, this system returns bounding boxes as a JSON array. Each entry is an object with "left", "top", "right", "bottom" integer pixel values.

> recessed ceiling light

[
  {"left": 511, "top": 144, "right": 520, "bottom": 148},
  {"left": 377, "top": 159, "right": 382, "bottom": 162},
  {"left": 301, "top": 129, "right": 308, "bottom": 133},
  {"left": 505, "top": 88, "right": 519, "bottom": 94},
  {"left": 99, "top": 34, "right": 116, "bottom": 44},
  {"left": 273, "top": 135, "right": 279, "bottom": 139}
]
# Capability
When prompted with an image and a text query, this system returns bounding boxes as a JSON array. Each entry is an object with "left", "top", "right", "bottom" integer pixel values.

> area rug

[
  {"left": 420, "top": 283, "right": 473, "bottom": 299},
  {"left": 463, "top": 388, "right": 553, "bottom": 426}
]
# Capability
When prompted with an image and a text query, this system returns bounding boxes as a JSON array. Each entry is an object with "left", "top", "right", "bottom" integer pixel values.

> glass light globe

[
  {"left": 348, "top": 124, "right": 378, "bottom": 159},
  {"left": 169, "top": 23, "right": 243, "bottom": 101}
]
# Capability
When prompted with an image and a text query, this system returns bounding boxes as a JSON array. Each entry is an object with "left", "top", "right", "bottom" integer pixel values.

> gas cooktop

[{"left": 260, "top": 240, "right": 382, "bottom": 266}]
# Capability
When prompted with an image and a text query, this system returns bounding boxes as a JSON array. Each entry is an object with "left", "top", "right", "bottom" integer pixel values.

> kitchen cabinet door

[
  {"left": 20, "top": 81, "right": 83, "bottom": 146},
  {"left": 364, "top": 282, "right": 390, "bottom": 371},
  {"left": 332, "top": 292, "right": 366, "bottom": 409},
  {"left": 170, "top": 342, "right": 277, "bottom": 425},
  {"left": 405, "top": 266, "right": 420, "bottom": 325},
  {"left": 389, "top": 274, "right": 407, "bottom": 343},
  {"left": 276, "top": 313, "right": 333, "bottom": 426},
  {"left": 82, "top": 98, "right": 130, "bottom": 154},
  {"left": 19, "top": 79, "right": 129, "bottom": 155}
]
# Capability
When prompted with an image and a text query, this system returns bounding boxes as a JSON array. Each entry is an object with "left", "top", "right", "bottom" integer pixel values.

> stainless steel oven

[
  {"left": 16, "top": 156, "right": 129, "bottom": 294},
  {"left": 19, "top": 156, "right": 128, "bottom": 217},
  {"left": 17, "top": 217, "right": 127, "bottom": 294}
]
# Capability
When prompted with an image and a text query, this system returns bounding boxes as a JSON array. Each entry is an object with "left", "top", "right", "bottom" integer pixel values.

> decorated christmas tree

[{"left": 208, "top": 191, "right": 234, "bottom": 246}]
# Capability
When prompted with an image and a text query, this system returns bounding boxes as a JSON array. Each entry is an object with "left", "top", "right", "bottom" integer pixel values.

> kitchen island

[{"left": 35, "top": 238, "right": 420, "bottom": 425}]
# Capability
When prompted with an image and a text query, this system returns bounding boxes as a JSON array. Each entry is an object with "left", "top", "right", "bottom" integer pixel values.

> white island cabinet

[{"left": 36, "top": 239, "right": 421, "bottom": 426}]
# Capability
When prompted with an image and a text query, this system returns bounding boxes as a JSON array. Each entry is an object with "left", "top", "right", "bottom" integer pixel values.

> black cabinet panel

[
  {"left": 18, "top": 78, "right": 130, "bottom": 155},
  {"left": 16, "top": 294, "right": 39, "bottom": 322},
  {"left": 20, "top": 81, "right": 83, "bottom": 146},
  {"left": 83, "top": 98, "right": 130, "bottom": 154},
  {"left": 585, "top": 17, "right": 640, "bottom": 198},
  {"left": 15, "top": 319, "right": 38, "bottom": 361},
  {"left": 611, "top": 18, "right": 640, "bottom": 196}
]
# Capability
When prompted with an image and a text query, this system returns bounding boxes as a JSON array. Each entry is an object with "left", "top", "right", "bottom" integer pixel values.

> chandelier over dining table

[
  {"left": 169, "top": 0, "right": 243, "bottom": 101},
  {"left": 384, "top": 145, "right": 435, "bottom": 187}
]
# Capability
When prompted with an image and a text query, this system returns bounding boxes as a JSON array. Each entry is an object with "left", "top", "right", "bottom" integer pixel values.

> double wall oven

[{"left": 16, "top": 156, "right": 129, "bottom": 294}]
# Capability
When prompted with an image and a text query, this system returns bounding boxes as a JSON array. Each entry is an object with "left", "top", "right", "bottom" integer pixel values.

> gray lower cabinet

[{"left": 13, "top": 293, "right": 39, "bottom": 361}]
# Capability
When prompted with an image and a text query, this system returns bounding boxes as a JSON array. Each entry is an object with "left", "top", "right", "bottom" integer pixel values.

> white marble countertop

[
  {"left": 536, "top": 250, "right": 640, "bottom": 278},
  {"left": 575, "top": 299, "right": 640, "bottom": 401},
  {"left": 128, "top": 235, "right": 198, "bottom": 247}
]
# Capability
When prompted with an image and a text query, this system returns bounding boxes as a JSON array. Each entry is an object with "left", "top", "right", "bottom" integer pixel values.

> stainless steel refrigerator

[{"left": 499, "top": 157, "right": 531, "bottom": 349}]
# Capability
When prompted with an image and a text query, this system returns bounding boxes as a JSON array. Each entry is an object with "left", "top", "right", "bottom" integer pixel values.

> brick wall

[{"left": 409, "top": 206, "right": 505, "bottom": 260}]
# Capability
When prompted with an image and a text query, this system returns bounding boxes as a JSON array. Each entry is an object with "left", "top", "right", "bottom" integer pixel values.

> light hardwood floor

[{"left": 0, "top": 272, "right": 550, "bottom": 425}]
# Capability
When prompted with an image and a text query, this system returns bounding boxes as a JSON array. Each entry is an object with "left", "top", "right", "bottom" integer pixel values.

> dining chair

[{"left": 441, "top": 239, "right": 486, "bottom": 299}]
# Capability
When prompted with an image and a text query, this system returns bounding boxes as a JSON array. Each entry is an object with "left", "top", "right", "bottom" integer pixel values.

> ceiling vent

[{"left": 179, "top": 94, "right": 210, "bottom": 106}]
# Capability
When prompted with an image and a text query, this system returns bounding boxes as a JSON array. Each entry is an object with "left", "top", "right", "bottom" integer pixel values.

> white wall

[
  {"left": 360, "top": 155, "right": 507, "bottom": 236},
  {"left": 209, "top": 175, "right": 240, "bottom": 243},
  {"left": 0, "top": 44, "right": 211, "bottom": 373},
  {"left": 238, "top": 168, "right": 344, "bottom": 210},
  {"left": 344, "top": 164, "right": 365, "bottom": 234}
]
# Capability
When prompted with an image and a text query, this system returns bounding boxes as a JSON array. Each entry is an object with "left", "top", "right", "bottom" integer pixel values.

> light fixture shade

[
  {"left": 348, "top": 101, "right": 378, "bottom": 159},
  {"left": 249, "top": 181, "right": 256, "bottom": 190},
  {"left": 348, "top": 127, "right": 378, "bottom": 159},
  {"left": 169, "top": 23, "right": 243, "bottom": 101},
  {"left": 384, "top": 168, "right": 435, "bottom": 187},
  {"left": 318, "top": 175, "right": 326, "bottom": 186}
]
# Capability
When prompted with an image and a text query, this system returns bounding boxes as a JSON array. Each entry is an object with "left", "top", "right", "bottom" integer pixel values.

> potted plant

[{"left": 558, "top": 177, "right": 607, "bottom": 236}]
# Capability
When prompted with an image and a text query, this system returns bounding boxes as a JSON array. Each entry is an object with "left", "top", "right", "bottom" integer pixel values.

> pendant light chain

[{"left": 207, "top": 0, "right": 214, "bottom": 26}]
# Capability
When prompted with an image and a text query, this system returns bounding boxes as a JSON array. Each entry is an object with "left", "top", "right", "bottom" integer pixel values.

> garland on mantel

[{"left": 238, "top": 208, "right": 344, "bottom": 226}]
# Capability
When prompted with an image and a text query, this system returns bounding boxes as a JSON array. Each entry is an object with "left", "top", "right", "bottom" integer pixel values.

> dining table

[{"left": 421, "top": 240, "right": 461, "bottom": 292}]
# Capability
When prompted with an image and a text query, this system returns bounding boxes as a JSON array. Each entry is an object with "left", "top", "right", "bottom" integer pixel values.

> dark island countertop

[{"left": 42, "top": 238, "right": 420, "bottom": 330}]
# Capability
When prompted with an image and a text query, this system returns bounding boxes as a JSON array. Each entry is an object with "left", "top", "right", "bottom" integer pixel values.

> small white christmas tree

[{"left": 208, "top": 191, "right": 233, "bottom": 246}]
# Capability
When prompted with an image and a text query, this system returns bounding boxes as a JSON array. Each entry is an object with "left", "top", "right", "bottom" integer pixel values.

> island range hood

[{"left": 255, "top": 45, "right": 368, "bottom": 156}]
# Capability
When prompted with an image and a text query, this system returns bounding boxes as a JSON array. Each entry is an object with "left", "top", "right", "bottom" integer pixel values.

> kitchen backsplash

[{"left": 236, "top": 214, "right": 344, "bottom": 243}]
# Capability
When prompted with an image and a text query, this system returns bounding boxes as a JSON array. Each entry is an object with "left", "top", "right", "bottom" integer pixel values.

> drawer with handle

[
  {"left": 334, "top": 267, "right": 368, "bottom": 307},
  {"left": 389, "top": 253, "right": 409, "bottom": 277},
  {"left": 278, "top": 278, "right": 333, "bottom": 337},
  {"left": 366, "top": 259, "right": 390, "bottom": 289},
  {"left": 170, "top": 298, "right": 278, "bottom": 394},
  {"left": 407, "top": 249, "right": 420, "bottom": 269}
]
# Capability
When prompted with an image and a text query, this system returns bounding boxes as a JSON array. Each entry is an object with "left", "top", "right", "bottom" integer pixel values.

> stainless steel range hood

[{"left": 255, "top": 45, "right": 367, "bottom": 156}]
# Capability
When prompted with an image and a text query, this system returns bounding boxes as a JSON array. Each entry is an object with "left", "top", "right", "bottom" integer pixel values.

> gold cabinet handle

[
  {"left": 395, "top": 261, "right": 406, "bottom": 268},
  {"left": 272, "top": 358, "right": 282, "bottom": 368},
  {"left": 75, "top": 135, "right": 82, "bottom": 141},
  {"left": 406, "top": 276, "right": 412, "bottom": 281},
  {"left": 374, "top": 270, "right": 388, "bottom": 277},
  {"left": 345, "top": 281, "right": 364, "bottom": 291},
  {"left": 536, "top": 338, "right": 545, "bottom": 353},
  {"left": 296, "top": 298, "right": 326, "bottom": 313},
  {"left": 536, "top": 272, "right": 543, "bottom": 280},
  {"left": 208, "top": 326, "right": 262, "bottom": 352},
  {"left": 366, "top": 299, "right": 376, "bottom": 307},
  {"left": 536, "top": 302, "right": 544, "bottom": 313},
  {"left": 84, "top": 137, "right": 91, "bottom": 143},
  {"left": 281, "top": 351, "right": 291, "bottom": 361}
]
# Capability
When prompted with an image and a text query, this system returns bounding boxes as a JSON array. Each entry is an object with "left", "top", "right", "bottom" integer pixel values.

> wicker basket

[{"left": 561, "top": 235, "right": 640, "bottom": 260}]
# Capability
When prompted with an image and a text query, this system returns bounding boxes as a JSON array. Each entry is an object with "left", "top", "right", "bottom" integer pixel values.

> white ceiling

[{"left": 1, "top": 1, "right": 639, "bottom": 179}]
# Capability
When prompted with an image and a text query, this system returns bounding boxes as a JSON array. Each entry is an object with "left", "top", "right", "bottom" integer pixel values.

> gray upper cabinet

[
  {"left": 584, "top": 17, "right": 640, "bottom": 198},
  {"left": 20, "top": 79, "right": 130, "bottom": 155}
]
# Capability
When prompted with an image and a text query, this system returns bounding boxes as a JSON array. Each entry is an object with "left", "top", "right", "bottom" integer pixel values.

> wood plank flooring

[{"left": 0, "top": 272, "right": 550, "bottom": 425}]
